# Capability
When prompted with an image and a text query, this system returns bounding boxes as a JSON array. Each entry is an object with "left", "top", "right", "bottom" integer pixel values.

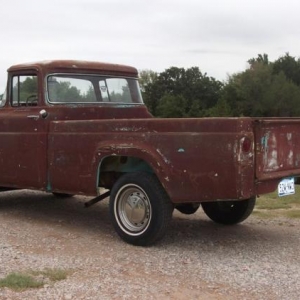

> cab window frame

[{"left": 10, "top": 72, "right": 39, "bottom": 107}]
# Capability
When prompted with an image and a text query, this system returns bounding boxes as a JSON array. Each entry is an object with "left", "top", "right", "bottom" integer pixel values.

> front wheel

[
  {"left": 201, "top": 197, "right": 256, "bottom": 225},
  {"left": 109, "top": 172, "right": 173, "bottom": 246}
]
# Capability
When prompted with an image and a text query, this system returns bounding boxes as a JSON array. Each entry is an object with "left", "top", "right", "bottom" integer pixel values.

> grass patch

[
  {"left": 256, "top": 186, "right": 300, "bottom": 210},
  {"left": 253, "top": 185, "right": 300, "bottom": 219},
  {"left": 284, "top": 210, "right": 300, "bottom": 219},
  {"left": 0, "top": 268, "right": 70, "bottom": 291},
  {"left": 252, "top": 210, "right": 275, "bottom": 219},
  {"left": 29, "top": 268, "right": 68, "bottom": 282},
  {"left": 0, "top": 273, "right": 43, "bottom": 291}
]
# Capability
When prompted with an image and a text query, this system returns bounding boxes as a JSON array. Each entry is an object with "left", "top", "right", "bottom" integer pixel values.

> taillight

[{"left": 241, "top": 137, "right": 252, "bottom": 153}]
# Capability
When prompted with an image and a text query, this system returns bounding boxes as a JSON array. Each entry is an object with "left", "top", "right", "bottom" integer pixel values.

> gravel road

[{"left": 0, "top": 190, "right": 299, "bottom": 300}]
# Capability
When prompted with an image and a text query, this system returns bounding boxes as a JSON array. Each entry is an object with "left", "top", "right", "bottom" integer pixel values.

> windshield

[{"left": 47, "top": 74, "right": 143, "bottom": 104}]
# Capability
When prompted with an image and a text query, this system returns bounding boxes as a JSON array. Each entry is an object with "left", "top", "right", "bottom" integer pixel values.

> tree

[
  {"left": 156, "top": 95, "right": 188, "bottom": 118},
  {"left": 143, "top": 66, "right": 223, "bottom": 117},
  {"left": 206, "top": 97, "right": 232, "bottom": 117},
  {"left": 139, "top": 70, "right": 158, "bottom": 92},
  {"left": 273, "top": 53, "right": 300, "bottom": 86},
  {"left": 221, "top": 53, "right": 300, "bottom": 117},
  {"left": 248, "top": 53, "right": 269, "bottom": 68},
  {"left": 263, "top": 71, "right": 300, "bottom": 116}
]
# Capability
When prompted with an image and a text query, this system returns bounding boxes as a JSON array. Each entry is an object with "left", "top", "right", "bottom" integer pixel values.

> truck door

[{"left": 0, "top": 72, "right": 48, "bottom": 189}]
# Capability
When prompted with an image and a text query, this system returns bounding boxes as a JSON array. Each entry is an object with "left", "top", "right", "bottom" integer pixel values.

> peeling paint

[
  {"left": 156, "top": 148, "right": 171, "bottom": 165},
  {"left": 287, "top": 150, "right": 294, "bottom": 166},
  {"left": 287, "top": 133, "right": 292, "bottom": 141},
  {"left": 177, "top": 148, "right": 185, "bottom": 153},
  {"left": 267, "top": 150, "right": 279, "bottom": 170},
  {"left": 118, "top": 127, "right": 143, "bottom": 132}
]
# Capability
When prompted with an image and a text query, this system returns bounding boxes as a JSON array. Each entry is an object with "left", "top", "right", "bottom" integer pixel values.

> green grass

[
  {"left": 0, "top": 268, "right": 70, "bottom": 291},
  {"left": 29, "top": 268, "right": 68, "bottom": 282},
  {"left": 0, "top": 273, "right": 43, "bottom": 291},
  {"left": 254, "top": 185, "right": 300, "bottom": 219},
  {"left": 284, "top": 210, "right": 300, "bottom": 219},
  {"left": 256, "top": 186, "right": 300, "bottom": 210},
  {"left": 252, "top": 210, "right": 276, "bottom": 219}
]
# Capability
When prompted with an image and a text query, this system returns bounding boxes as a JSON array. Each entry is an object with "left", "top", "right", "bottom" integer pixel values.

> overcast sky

[{"left": 1, "top": 0, "right": 300, "bottom": 92}]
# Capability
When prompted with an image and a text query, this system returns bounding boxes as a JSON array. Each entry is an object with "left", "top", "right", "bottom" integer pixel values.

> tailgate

[{"left": 255, "top": 118, "right": 300, "bottom": 181}]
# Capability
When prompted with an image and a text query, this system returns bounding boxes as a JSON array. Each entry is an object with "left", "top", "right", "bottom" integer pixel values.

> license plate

[{"left": 278, "top": 178, "right": 295, "bottom": 197}]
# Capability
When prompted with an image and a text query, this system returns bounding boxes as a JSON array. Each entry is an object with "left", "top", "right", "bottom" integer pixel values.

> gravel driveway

[{"left": 0, "top": 190, "right": 299, "bottom": 299}]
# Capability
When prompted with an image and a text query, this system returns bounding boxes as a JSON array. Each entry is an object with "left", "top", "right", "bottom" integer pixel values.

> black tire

[
  {"left": 52, "top": 193, "right": 74, "bottom": 198},
  {"left": 109, "top": 172, "right": 173, "bottom": 246},
  {"left": 176, "top": 203, "right": 200, "bottom": 215},
  {"left": 201, "top": 197, "right": 256, "bottom": 225}
]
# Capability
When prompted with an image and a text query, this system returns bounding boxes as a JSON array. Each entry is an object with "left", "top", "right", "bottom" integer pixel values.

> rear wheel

[
  {"left": 109, "top": 172, "right": 173, "bottom": 246},
  {"left": 201, "top": 197, "right": 256, "bottom": 225},
  {"left": 176, "top": 203, "right": 200, "bottom": 215}
]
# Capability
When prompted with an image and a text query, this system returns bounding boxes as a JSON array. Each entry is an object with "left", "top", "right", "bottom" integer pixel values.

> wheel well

[{"left": 98, "top": 156, "right": 154, "bottom": 189}]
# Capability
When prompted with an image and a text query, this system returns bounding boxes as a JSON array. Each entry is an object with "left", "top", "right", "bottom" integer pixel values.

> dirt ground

[{"left": 0, "top": 190, "right": 299, "bottom": 299}]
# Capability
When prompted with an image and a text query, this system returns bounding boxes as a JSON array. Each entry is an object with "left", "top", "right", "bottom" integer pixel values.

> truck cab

[{"left": 0, "top": 60, "right": 151, "bottom": 191}]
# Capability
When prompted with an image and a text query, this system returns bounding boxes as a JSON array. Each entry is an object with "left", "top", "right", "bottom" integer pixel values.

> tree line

[{"left": 140, "top": 53, "right": 300, "bottom": 117}]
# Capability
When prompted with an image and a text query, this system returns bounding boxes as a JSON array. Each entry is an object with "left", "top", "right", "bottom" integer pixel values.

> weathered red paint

[{"left": 0, "top": 61, "right": 300, "bottom": 204}]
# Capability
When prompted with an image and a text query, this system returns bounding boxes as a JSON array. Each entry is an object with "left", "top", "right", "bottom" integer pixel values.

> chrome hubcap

[{"left": 116, "top": 185, "right": 151, "bottom": 235}]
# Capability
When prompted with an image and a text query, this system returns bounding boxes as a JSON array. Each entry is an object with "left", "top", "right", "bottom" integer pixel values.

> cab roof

[{"left": 8, "top": 60, "right": 138, "bottom": 77}]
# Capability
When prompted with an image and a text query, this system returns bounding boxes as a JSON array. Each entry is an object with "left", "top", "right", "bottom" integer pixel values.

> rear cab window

[{"left": 47, "top": 74, "right": 143, "bottom": 104}]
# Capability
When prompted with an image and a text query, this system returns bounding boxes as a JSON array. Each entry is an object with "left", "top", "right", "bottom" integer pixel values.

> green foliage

[
  {"left": 248, "top": 53, "right": 269, "bottom": 67},
  {"left": 0, "top": 273, "right": 43, "bottom": 291},
  {"left": 142, "top": 52, "right": 300, "bottom": 118},
  {"left": 143, "top": 66, "right": 223, "bottom": 117},
  {"left": 139, "top": 69, "right": 158, "bottom": 92},
  {"left": 205, "top": 97, "right": 232, "bottom": 117},
  {"left": 221, "top": 53, "right": 300, "bottom": 117},
  {"left": 156, "top": 95, "right": 191, "bottom": 118},
  {"left": 273, "top": 53, "right": 300, "bottom": 86}
]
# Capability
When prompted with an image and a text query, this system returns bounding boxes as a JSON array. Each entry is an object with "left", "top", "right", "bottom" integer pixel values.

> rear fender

[{"left": 96, "top": 141, "right": 173, "bottom": 194}]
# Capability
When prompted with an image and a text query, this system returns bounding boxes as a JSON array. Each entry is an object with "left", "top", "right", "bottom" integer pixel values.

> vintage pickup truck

[{"left": 0, "top": 60, "right": 299, "bottom": 246}]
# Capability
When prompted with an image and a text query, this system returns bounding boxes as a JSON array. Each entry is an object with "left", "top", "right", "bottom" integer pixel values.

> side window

[{"left": 12, "top": 75, "right": 38, "bottom": 107}]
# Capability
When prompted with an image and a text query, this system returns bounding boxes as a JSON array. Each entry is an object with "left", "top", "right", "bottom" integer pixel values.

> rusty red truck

[{"left": 0, "top": 60, "right": 299, "bottom": 245}]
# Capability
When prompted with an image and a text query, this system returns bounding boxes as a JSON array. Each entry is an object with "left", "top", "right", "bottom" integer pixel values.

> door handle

[{"left": 27, "top": 115, "right": 39, "bottom": 120}]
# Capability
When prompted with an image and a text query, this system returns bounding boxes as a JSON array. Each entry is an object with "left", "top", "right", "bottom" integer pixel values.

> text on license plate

[{"left": 278, "top": 178, "right": 295, "bottom": 197}]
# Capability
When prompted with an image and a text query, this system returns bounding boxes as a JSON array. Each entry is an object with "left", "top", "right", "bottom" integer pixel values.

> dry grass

[
  {"left": 0, "top": 273, "right": 43, "bottom": 291},
  {"left": 255, "top": 185, "right": 300, "bottom": 219},
  {"left": 0, "top": 268, "right": 70, "bottom": 291}
]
